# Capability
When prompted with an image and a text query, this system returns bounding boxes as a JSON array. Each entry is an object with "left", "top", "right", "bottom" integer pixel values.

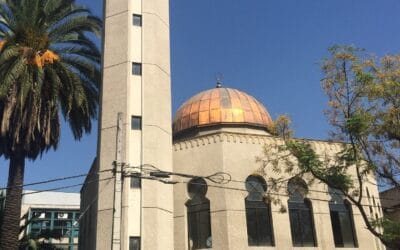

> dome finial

[{"left": 215, "top": 72, "right": 223, "bottom": 88}]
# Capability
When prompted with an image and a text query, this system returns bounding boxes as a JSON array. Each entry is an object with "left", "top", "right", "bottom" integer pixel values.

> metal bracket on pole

[{"left": 112, "top": 112, "right": 123, "bottom": 250}]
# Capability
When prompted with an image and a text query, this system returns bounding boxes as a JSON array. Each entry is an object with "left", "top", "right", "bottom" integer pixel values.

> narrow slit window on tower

[
  {"left": 132, "top": 62, "right": 142, "bottom": 75},
  {"left": 131, "top": 116, "right": 142, "bottom": 130},
  {"left": 133, "top": 14, "right": 142, "bottom": 26},
  {"left": 129, "top": 237, "right": 141, "bottom": 250},
  {"left": 130, "top": 174, "right": 141, "bottom": 188}
]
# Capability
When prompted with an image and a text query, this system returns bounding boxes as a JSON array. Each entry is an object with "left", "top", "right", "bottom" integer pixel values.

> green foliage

[
  {"left": 344, "top": 111, "right": 373, "bottom": 138},
  {"left": 0, "top": 0, "right": 102, "bottom": 160},
  {"left": 284, "top": 140, "right": 354, "bottom": 192},
  {"left": 0, "top": 0, "right": 101, "bottom": 248},
  {"left": 19, "top": 229, "right": 62, "bottom": 250},
  {"left": 371, "top": 218, "right": 400, "bottom": 248},
  {"left": 268, "top": 114, "right": 293, "bottom": 139},
  {"left": 262, "top": 45, "right": 400, "bottom": 248}
]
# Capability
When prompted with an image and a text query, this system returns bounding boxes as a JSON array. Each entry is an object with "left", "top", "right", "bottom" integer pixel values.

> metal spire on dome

[{"left": 215, "top": 73, "right": 223, "bottom": 88}]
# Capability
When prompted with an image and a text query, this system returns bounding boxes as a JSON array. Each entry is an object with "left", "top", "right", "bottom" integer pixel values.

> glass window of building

[
  {"left": 131, "top": 116, "right": 142, "bottom": 130},
  {"left": 245, "top": 175, "right": 274, "bottom": 246},
  {"left": 186, "top": 177, "right": 212, "bottom": 250},
  {"left": 28, "top": 209, "right": 80, "bottom": 249},
  {"left": 132, "top": 14, "right": 142, "bottom": 26},
  {"left": 129, "top": 237, "right": 141, "bottom": 250},
  {"left": 329, "top": 189, "right": 358, "bottom": 248},
  {"left": 132, "top": 62, "right": 142, "bottom": 75},
  {"left": 287, "top": 177, "right": 317, "bottom": 247},
  {"left": 130, "top": 176, "right": 141, "bottom": 188}
]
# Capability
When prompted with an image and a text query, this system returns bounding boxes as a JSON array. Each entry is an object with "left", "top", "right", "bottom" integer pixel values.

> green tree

[
  {"left": 0, "top": 0, "right": 101, "bottom": 248},
  {"left": 264, "top": 46, "right": 400, "bottom": 248}
]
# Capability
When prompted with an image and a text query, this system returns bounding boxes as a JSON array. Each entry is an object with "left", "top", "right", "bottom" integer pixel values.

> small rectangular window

[
  {"left": 129, "top": 237, "right": 141, "bottom": 250},
  {"left": 133, "top": 14, "right": 142, "bottom": 26},
  {"left": 130, "top": 176, "right": 141, "bottom": 189},
  {"left": 131, "top": 116, "right": 142, "bottom": 130},
  {"left": 132, "top": 63, "right": 142, "bottom": 75}
]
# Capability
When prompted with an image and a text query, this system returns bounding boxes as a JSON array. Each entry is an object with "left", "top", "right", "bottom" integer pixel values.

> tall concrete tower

[{"left": 80, "top": 0, "right": 173, "bottom": 249}]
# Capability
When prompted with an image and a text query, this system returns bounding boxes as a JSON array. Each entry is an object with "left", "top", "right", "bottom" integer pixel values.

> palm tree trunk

[{"left": 0, "top": 152, "right": 25, "bottom": 250}]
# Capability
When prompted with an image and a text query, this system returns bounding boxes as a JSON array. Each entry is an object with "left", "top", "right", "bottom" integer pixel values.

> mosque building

[{"left": 79, "top": 0, "right": 385, "bottom": 249}]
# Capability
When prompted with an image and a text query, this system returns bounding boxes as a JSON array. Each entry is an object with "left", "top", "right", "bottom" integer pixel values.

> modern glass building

[
  {"left": 27, "top": 208, "right": 80, "bottom": 250},
  {"left": 20, "top": 190, "right": 80, "bottom": 250}
]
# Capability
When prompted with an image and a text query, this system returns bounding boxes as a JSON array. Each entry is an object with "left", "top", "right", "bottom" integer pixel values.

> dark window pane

[
  {"left": 131, "top": 116, "right": 142, "bottom": 130},
  {"left": 257, "top": 206, "right": 273, "bottom": 245},
  {"left": 129, "top": 237, "right": 140, "bottom": 250},
  {"left": 133, "top": 14, "right": 142, "bottom": 26},
  {"left": 244, "top": 175, "right": 274, "bottom": 247},
  {"left": 331, "top": 211, "right": 344, "bottom": 247},
  {"left": 187, "top": 201, "right": 212, "bottom": 249},
  {"left": 246, "top": 207, "right": 258, "bottom": 245},
  {"left": 132, "top": 63, "right": 142, "bottom": 75},
  {"left": 186, "top": 179, "right": 211, "bottom": 250},
  {"left": 289, "top": 208, "right": 302, "bottom": 245},
  {"left": 288, "top": 201, "right": 316, "bottom": 247},
  {"left": 130, "top": 176, "right": 141, "bottom": 188},
  {"left": 340, "top": 211, "right": 355, "bottom": 247},
  {"left": 245, "top": 200, "right": 274, "bottom": 246},
  {"left": 329, "top": 202, "right": 357, "bottom": 248},
  {"left": 300, "top": 209, "right": 315, "bottom": 246}
]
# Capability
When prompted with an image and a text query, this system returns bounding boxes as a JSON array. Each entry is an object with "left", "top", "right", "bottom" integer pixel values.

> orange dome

[{"left": 173, "top": 87, "right": 273, "bottom": 135}]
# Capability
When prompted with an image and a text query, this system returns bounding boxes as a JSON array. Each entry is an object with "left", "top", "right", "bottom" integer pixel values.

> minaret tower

[{"left": 87, "top": 0, "right": 173, "bottom": 249}]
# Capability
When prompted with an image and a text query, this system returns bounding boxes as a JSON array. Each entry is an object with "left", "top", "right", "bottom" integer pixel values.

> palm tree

[{"left": 0, "top": 0, "right": 101, "bottom": 248}]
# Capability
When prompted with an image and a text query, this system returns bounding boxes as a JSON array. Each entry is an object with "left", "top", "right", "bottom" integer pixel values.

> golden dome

[{"left": 173, "top": 87, "right": 273, "bottom": 135}]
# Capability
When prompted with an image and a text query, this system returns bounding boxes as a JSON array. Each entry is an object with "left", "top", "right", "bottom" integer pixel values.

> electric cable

[
  {"left": 1, "top": 176, "right": 114, "bottom": 200},
  {"left": 172, "top": 179, "right": 393, "bottom": 211},
  {"left": 122, "top": 164, "right": 400, "bottom": 204},
  {"left": 0, "top": 168, "right": 114, "bottom": 190}
]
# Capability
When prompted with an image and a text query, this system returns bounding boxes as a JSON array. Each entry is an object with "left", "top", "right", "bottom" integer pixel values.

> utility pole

[{"left": 112, "top": 112, "right": 123, "bottom": 250}]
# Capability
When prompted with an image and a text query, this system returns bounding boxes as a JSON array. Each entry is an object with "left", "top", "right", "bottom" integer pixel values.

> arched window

[
  {"left": 186, "top": 178, "right": 212, "bottom": 249},
  {"left": 287, "top": 178, "right": 317, "bottom": 247},
  {"left": 245, "top": 175, "right": 274, "bottom": 246},
  {"left": 329, "top": 189, "right": 358, "bottom": 248}
]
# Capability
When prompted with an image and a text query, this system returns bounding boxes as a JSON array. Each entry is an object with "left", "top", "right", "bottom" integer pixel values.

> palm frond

[
  {"left": 0, "top": 55, "right": 26, "bottom": 98},
  {"left": 0, "top": 0, "right": 101, "bottom": 159},
  {"left": 49, "top": 15, "right": 101, "bottom": 42}
]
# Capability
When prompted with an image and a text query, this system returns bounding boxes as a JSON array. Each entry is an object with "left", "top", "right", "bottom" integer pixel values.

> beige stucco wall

[
  {"left": 173, "top": 128, "right": 385, "bottom": 250},
  {"left": 82, "top": 0, "right": 174, "bottom": 249}
]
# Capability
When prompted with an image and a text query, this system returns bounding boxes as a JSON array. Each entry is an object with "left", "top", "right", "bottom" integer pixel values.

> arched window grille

[
  {"left": 287, "top": 177, "right": 317, "bottom": 247},
  {"left": 244, "top": 175, "right": 274, "bottom": 246},
  {"left": 329, "top": 189, "right": 358, "bottom": 248},
  {"left": 186, "top": 178, "right": 212, "bottom": 249}
]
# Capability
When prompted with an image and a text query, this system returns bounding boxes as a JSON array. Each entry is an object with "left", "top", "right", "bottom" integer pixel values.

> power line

[
  {"left": 123, "top": 164, "right": 231, "bottom": 184},
  {"left": 2, "top": 177, "right": 113, "bottom": 200},
  {"left": 172, "top": 179, "right": 391, "bottom": 211},
  {"left": 228, "top": 178, "right": 394, "bottom": 204},
  {"left": 74, "top": 177, "right": 113, "bottom": 226},
  {"left": 0, "top": 168, "right": 114, "bottom": 190},
  {"left": 122, "top": 164, "right": 400, "bottom": 204}
]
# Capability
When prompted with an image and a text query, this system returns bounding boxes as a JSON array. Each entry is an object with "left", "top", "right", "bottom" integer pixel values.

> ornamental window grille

[
  {"left": 186, "top": 178, "right": 212, "bottom": 250},
  {"left": 245, "top": 175, "right": 274, "bottom": 246},
  {"left": 287, "top": 177, "right": 317, "bottom": 247}
]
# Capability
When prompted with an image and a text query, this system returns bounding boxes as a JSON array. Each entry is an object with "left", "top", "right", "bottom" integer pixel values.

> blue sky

[{"left": 1, "top": 0, "right": 400, "bottom": 192}]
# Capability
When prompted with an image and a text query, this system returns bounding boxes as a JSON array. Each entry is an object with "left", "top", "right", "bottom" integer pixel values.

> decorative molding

[{"left": 173, "top": 132, "right": 344, "bottom": 151}]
